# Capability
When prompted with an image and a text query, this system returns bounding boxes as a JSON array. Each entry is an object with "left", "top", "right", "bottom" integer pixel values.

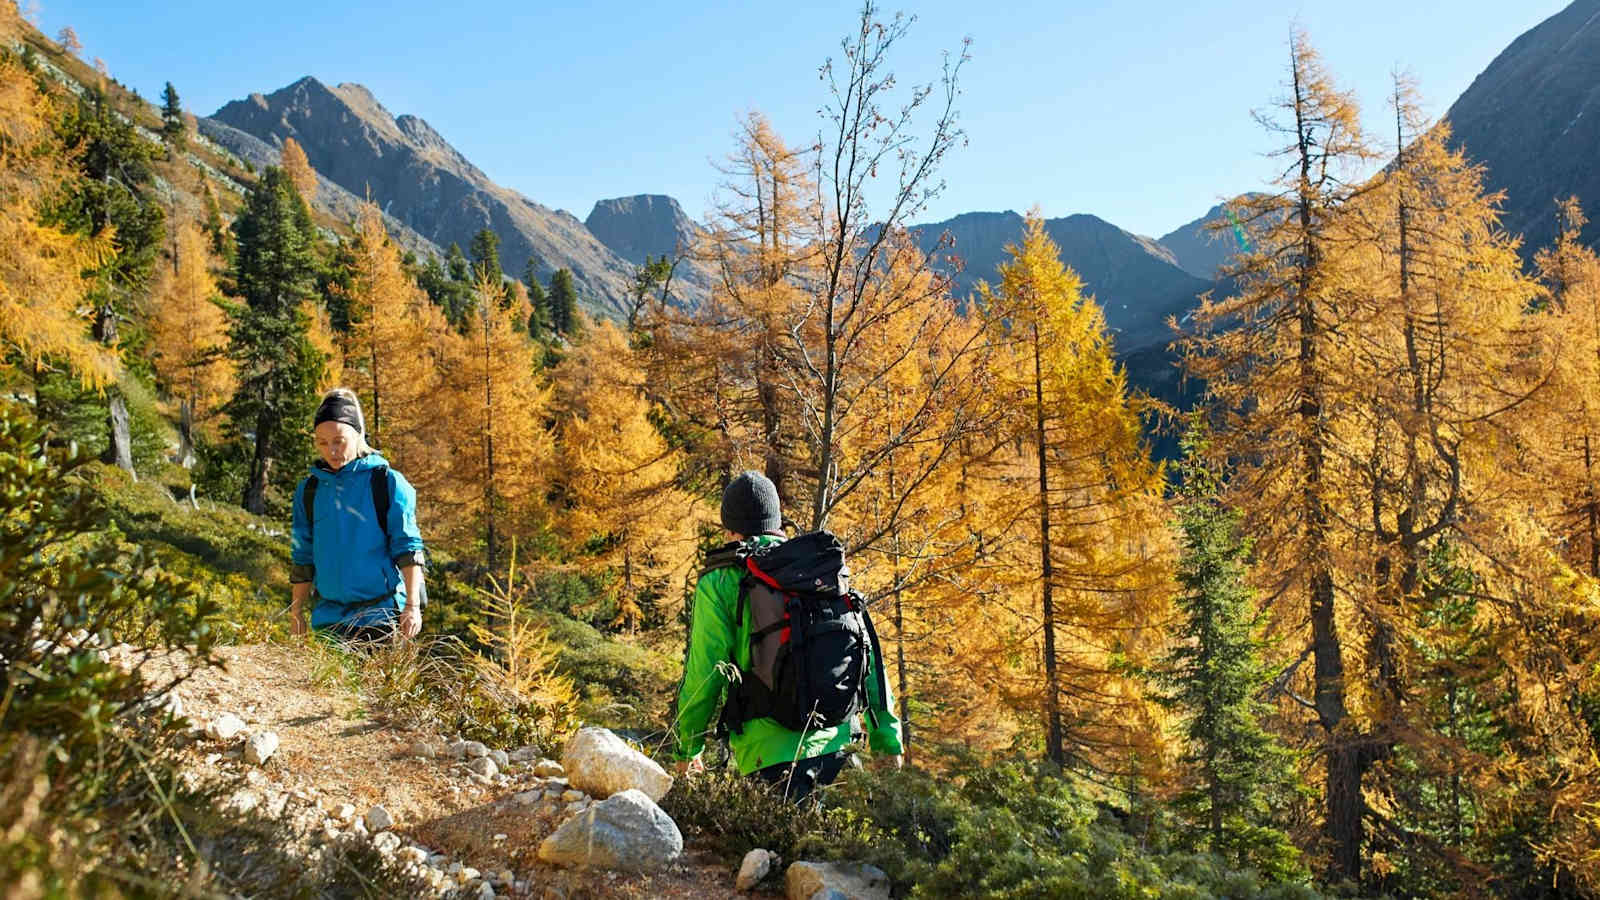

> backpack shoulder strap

[
  {"left": 370, "top": 464, "right": 392, "bottom": 542},
  {"left": 302, "top": 477, "right": 318, "bottom": 540},
  {"left": 699, "top": 541, "right": 749, "bottom": 579}
]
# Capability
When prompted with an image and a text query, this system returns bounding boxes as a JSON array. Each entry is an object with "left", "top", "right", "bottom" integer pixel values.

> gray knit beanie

[{"left": 721, "top": 470, "right": 782, "bottom": 536}]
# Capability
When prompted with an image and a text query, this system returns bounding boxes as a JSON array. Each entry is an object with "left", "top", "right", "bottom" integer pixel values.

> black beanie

[
  {"left": 721, "top": 470, "right": 782, "bottom": 536},
  {"left": 313, "top": 389, "right": 365, "bottom": 435}
]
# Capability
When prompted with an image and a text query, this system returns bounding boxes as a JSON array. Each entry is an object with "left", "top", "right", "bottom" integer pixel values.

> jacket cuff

[
  {"left": 393, "top": 550, "right": 427, "bottom": 569},
  {"left": 289, "top": 564, "right": 315, "bottom": 584},
  {"left": 868, "top": 722, "right": 903, "bottom": 756}
]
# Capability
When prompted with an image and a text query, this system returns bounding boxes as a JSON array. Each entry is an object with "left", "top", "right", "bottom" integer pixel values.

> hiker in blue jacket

[{"left": 289, "top": 388, "right": 427, "bottom": 642}]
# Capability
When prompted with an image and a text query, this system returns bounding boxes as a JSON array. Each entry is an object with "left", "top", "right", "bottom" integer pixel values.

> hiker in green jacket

[{"left": 674, "top": 471, "right": 902, "bottom": 802}]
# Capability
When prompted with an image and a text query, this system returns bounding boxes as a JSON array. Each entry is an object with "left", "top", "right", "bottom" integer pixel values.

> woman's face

[{"left": 314, "top": 421, "right": 361, "bottom": 471}]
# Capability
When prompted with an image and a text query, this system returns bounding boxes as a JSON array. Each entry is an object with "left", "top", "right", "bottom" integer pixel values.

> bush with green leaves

[
  {"left": 0, "top": 401, "right": 221, "bottom": 889},
  {"left": 666, "top": 757, "right": 1327, "bottom": 899}
]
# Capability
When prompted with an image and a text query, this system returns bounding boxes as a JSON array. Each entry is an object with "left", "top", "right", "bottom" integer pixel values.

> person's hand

[
  {"left": 290, "top": 602, "right": 308, "bottom": 638},
  {"left": 673, "top": 755, "right": 704, "bottom": 777},
  {"left": 398, "top": 604, "right": 422, "bottom": 639},
  {"left": 870, "top": 754, "right": 903, "bottom": 772}
]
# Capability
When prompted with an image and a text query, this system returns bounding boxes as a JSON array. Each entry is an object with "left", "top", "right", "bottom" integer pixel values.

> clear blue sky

[{"left": 36, "top": 1, "right": 1573, "bottom": 238}]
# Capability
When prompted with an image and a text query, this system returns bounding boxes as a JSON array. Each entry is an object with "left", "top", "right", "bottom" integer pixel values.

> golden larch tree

[
  {"left": 149, "top": 221, "right": 233, "bottom": 464},
  {"left": 983, "top": 211, "right": 1171, "bottom": 777},
  {"left": 553, "top": 319, "right": 699, "bottom": 629},
  {"left": 0, "top": 8, "right": 114, "bottom": 390},
  {"left": 279, "top": 137, "right": 317, "bottom": 204},
  {"left": 444, "top": 272, "right": 552, "bottom": 570}
]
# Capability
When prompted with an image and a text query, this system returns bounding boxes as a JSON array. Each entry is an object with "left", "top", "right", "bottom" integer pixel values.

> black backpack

[{"left": 708, "top": 532, "right": 889, "bottom": 735}]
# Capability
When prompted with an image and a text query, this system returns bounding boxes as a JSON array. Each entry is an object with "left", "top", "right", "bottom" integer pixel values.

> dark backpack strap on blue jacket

[
  {"left": 302, "top": 465, "right": 392, "bottom": 542},
  {"left": 370, "top": 465, "right": 391, "bottom": 542}
]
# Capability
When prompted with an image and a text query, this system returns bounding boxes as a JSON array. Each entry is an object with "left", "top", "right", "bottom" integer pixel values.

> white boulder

[{"left": 560, "top": 727, "right": 673, "bottom": 802}]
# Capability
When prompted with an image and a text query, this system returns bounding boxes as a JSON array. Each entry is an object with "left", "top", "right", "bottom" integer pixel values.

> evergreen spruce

[
  {"left": 160, "top": 81, "right": 185, "bottom": 151},
  {"left": 224, "top": 167, "right": 325, "bottom": 515},
  {"left": 1154, "top": 420, "right": 1303, "bottom": 880},
  {"left": 522, "top": 256, "right": 550, "bottom": 339},
  {"left": 469, "top": 227, "right": 501, "bottom": 282},
  {"left": 548, "top": 267, "right": 580, "bottom": 337}
]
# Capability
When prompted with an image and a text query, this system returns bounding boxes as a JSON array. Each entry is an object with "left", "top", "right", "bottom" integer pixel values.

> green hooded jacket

[{"left": 674, "top": 535, "right": 903, "bottom": 775}]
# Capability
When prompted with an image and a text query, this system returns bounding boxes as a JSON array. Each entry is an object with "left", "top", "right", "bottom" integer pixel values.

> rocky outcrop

[
  {"left": 586, "top": 194, "right": 718, "bottom": 310},
  {"left": 586, "top": 194, "right": 701, "bottom": 265},
  {"left": 195, "top": 115, "right": 443, "bottom": 263}
]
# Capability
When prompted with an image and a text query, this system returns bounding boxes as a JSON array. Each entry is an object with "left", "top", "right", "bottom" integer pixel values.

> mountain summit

[{"left": 208, "top": 76, "right": 641, "bottom": 314}]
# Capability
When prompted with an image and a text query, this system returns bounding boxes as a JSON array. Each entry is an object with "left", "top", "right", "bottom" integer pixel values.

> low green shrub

[
  {"left": 664, "top": 756, "right": 1328, "bottom": 899},
  {"left": 0, "top": 401, "right": 225, "bottom": 890}
]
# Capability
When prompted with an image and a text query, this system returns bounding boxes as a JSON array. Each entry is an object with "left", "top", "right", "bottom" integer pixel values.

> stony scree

[
  {"left": 365, "top": 804, "right": 394, "bottom": 831},
  {"left": 243, "top": 730, "right": 279, "bottom": 765},
  {"left": 462, "top": 740, "right": 490, "bottom": 759},
  {"left": 467, "top": 756, "right": 498, "bottom": 778},
  {"left": 560, "top": 726, "right": 673, "bottom": 802},
  {"left": 537, "top": 788, "right": 683, "bottom": 872},
  {"left": 784, "top": 861, "right": 891, "bottom": 900},
  {"left": 205, "top": 712, "right": 246, "bottom": 740}
]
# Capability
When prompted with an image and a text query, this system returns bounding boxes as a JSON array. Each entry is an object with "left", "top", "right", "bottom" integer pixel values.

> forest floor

[{"left": 142, "top": 642, "right": 751, "bottom": 899}]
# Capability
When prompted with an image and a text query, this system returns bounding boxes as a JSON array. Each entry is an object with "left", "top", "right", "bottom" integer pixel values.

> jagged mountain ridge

[
  {"left": 1447, "top": 0, "right": 1600, "bottom": 257},
  {"left": 196, "top": 117, "right": 444, "bottom": 262},
  {"left": 915, "top": 210, "right": 1212, "bottom": 352},
  {"left": 207, "top": 77, "right": 651, "bottom": 315},
  {"left": 1158, "top": 200, "right": 1251, "bottom": 282}
]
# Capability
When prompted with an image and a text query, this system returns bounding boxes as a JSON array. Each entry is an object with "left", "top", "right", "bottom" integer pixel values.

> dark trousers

[
  {"left": 752, "top": 750, "right": 851, "bottom": 803},
  {"left": 322, "top": 615, "right": 395, "bottom": 647}
]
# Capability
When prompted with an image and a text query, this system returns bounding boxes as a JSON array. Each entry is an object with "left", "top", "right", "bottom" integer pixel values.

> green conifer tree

[
  {"left": 522, "top": 256, "right": 550, "bottom": 339},
  {"left": 225, "top": 167, "right": 325, "bottom": 514},
  {"left": 469, "top": 228, "right": 501, "bottom": 282},
  {"left": 49, "top": 86, "right": 165, "bottom": 477},
  {"left": 548, "top": 267, "right": 580, "bottom": 337},
  {"left": 160, "top": 81, "right": 185, "bottom": 151},
  {"left": 1154, "top": 421, "right": 1303, "bottom": 880}
]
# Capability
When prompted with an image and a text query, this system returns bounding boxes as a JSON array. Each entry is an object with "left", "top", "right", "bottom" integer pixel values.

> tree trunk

[
  {"left": 177, "top": 397, "right": 196, "bottom": 469},
  {"left": 483, "top": 311, "right": 498, "bottom": 573},
  {"left": 103, "top": 392, "right": 135, "bottom": 478},
  {"left": 1325, "top": 742, "right": 1365, "bottom": 881},
  {"left": 1032, "top": 323, "right": 1064, "bottom": 767},
  {"left": 244, "top": 404, "right": 271, "bottom": 514},
  {"left": 95, "top": 304, "right": 135, "bottom": 478},
  {"left": 370, "top": 345, "right": 382, "bottom": 450}
]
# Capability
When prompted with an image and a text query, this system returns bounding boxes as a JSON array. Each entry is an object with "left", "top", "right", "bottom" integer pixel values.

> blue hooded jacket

[{"left": 289, "top": 453, "right": 425, "bottom": 631}]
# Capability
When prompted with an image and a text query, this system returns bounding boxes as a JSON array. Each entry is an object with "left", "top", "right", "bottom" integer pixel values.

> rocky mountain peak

[
  {"left": 585, "top": 195, "right": 701, "bottom": 265},
  {"left": 208, "top": 77, "right": 660, "bottom": 315}
]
